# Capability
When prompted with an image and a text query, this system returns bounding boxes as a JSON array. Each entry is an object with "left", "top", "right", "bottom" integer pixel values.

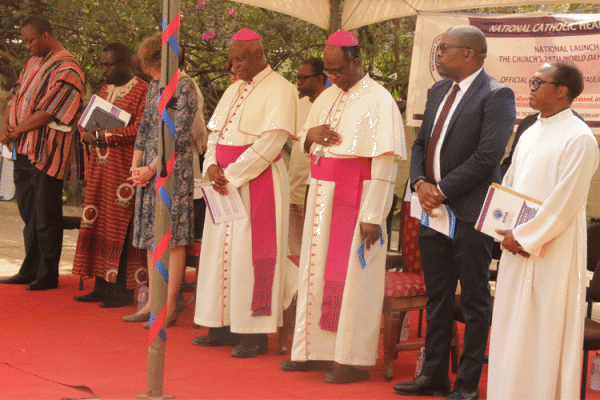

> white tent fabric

[
  {"left": 342, "top": 0, "right": 600, "bottom": 29},
  {"left": 229, "top": 0, "right": 331, "bottom": 30},
  {"left": 230, "top": 0, "right": 600, "bottom": 30}
]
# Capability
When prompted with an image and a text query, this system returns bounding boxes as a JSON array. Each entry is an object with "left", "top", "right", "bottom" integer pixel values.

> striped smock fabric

[{"left": 7, "top": 50, "right": 85, "bottom": 180}]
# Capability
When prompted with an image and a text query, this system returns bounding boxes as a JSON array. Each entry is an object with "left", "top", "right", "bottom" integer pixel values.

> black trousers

[
  {"left": 13, "top": 154, "right": 63, "bottom": 284},
  {"left": 418, "top": 219, "right": 493, "bottom": 390}
]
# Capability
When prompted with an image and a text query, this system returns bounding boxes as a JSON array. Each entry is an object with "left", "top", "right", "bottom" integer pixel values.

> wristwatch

[{"left": 412, "top": 178, "right": 425, "bottom": 191}]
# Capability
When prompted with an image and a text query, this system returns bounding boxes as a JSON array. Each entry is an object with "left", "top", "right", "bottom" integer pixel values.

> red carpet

[{"left": 1, "top": 274, "right": 599, "bottom": 399}]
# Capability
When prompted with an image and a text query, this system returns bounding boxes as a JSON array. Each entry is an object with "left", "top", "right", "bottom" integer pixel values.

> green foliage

[
  {"left": 0, "top": 0, "right": 416, "bottom": 112},
  {"left": 3, "top": 1, "right": 597, "bottom": 114}
]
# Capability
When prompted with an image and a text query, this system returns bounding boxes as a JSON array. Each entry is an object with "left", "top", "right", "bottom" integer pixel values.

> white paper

[
  {"left": 410, "top": 193, "right": 456, "bottom": 238},
  {"left": 193, "top": 178, "right": 205, "bottom": 200},
  {"left": 475, "top": 182, "right": 549, "bottom": 258},
  {"left": 1, "top": 143, "right": 16, "bottom": 160},
  {"left": 201, "top": 182, "right": 247, "bottom": 224},
  {"left": 78, "top": 94, "right": 131, "bottom": 131},
  {"left": 357, "top": 225, "right": 385, "bottom": 269}
]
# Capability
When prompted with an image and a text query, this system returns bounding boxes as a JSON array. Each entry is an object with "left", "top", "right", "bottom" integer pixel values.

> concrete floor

[{"left": 0, "top": 199, "right": 80, "bottom": 277}]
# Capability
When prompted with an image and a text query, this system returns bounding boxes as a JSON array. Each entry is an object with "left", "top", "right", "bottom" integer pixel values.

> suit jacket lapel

[{"left": 445, "top": 70, "right": 486, "bottom": 138}]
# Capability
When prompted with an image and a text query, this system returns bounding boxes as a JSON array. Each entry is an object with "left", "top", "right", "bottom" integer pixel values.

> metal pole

[{"left": 137, "top": 0, "right": 180, "bottom": 398}]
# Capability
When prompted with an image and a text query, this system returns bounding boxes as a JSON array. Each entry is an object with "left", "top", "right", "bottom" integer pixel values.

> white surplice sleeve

[
  {"left": 202, "top": 128, "right": 219, "bottom": 180},
  {"left": 222, "top": 129, "right": 288, "bottom": 188},
  {"left": 359, "top": 154, "right": 398, "bottom": 225},
  {"left": 514, "top": 133, "right": 599, "bottom": 256}
]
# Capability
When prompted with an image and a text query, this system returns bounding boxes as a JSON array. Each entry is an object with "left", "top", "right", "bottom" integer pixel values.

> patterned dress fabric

[
  {"left": 72, "top": 77, "right": 149, "bottom": 289},
  {"left": 132, "top": 76, "right": 197, "bottom": 249}
]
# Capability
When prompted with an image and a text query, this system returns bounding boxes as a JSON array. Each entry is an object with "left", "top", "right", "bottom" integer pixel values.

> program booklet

[
  {"left": 410, "top": 193, "right": 456, "bottom": 238},
  {"left": 1, "top": 143, "right": 16, "bottom": 160},
  {"left": 475, "top": 182, "right": 550, "bottom": 258},
  {"left": 200, "top": 182, "right": 247, "bottom": 224},
  {"left": 78, "top": 94, "right": 131, "bottom": 132},
  {"left": 357, "top": 225, "right": 385, "bottom": 269}
]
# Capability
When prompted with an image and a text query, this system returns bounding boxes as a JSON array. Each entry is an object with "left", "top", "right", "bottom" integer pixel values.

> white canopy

[
  {"left": 229, "top": 0, "right": 331, "bottom": 30},
  {"left": 230, "top": 0, "right": 600, "bottom": 31},
  {"left": 343, "top": 0, "right": 600, "bottom": 29}
]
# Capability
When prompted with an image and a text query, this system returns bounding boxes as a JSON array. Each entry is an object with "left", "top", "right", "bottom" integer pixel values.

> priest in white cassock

[
  {"left": 192, "top": 28, "right": 298, "bottom": 358},
  {"left": 280, "top": 30, "right": 406, "bottom": 384},
  {"left": 488, "top": 60, "right": 599, "bottom": 399}
]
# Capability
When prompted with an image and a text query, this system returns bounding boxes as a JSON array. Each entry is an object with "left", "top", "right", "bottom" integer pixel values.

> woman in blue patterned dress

[{"left": 124, "top": 34, "right": 199, "bottom": 327}]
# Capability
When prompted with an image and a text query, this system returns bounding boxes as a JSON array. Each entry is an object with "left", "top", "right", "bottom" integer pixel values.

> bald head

[
  {"left": 446, "top": 25, "right": 487, "bottom": 61},
  {"left": 228, "top": 39, "right": 267, "bottom": 82},
  {"left": 435, "top": 25, "right": 487, "bottom": 82}
]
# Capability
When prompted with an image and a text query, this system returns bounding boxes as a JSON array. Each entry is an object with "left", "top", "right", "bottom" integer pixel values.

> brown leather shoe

[
  {"left": 324, "top": 365, "right": 369, "bottom": 384},
  {"left": 280, "top": 360, "right": 335, "bottom": 372}
]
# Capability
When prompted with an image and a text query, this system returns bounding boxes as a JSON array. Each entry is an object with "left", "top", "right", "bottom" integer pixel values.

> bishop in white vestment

[
  {"left": 193, "top": 28, "right": 298, "bottom": 358},
  {"left": 281, "top": 30, "right": 406, "bottom": 384}
]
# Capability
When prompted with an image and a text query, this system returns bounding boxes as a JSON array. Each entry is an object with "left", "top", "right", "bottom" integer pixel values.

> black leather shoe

[
  {"left": 324, "top": 365, "right": 369, "bottom": 384},
  {"left": 26, "top": 280, "right": 58, "bottom": 291},
  {"left": 445, "top": 387, "right": 480, "bottom": 400},
  {"left": 280, "top": 360, "right": 335, "bottom": 372},
  {"left": 230, "top": 342, "right": 268, "bottom": 358},
  {"left": 74, "top": 291, "right": 108, "bottom": 302},
  {"left": 393, "top": 375, "right": 451, "bottom": 396},
  {"left": 99, "top": 294, "right": 134, "bottom": 308},
  {"left": 192, "top": 334, "right": 240, "bottom": 347},
  {"left": 0, "top": 274, "right": 36, "bottom": 284}
]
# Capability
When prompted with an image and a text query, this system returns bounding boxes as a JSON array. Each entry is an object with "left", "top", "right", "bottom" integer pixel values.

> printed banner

[{"left": 406, "top": 12, "right": 600, "bottom": 132}]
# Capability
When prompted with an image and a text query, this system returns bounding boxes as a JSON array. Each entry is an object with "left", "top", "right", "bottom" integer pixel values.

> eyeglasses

[
  {"left": 436, "top": 44, "right": 472, "bottom": 54},
  {"left": 296, "top": 74, "right": 321, "bottom": 82},
  {"left": 99, "top": 60, "right": 123, "bottom": 69},
  {"left": 528, "top": 78, "right": 559, "bottom": 89},
  {"left": 323, "top": 66, "right": 345, "bottom": 78}
]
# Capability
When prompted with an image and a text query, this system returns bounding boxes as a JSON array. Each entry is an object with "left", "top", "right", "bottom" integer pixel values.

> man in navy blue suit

[{"left": 393, "top": 26, "right": 515, "bottom": 400}]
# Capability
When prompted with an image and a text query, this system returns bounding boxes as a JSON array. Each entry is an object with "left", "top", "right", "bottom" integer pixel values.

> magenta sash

[
  {"left": 310, "top": 155, "right": 371, "bottom": 332},
  {"left": 216, "top": 144, "right": 281, "bottom": 317}
]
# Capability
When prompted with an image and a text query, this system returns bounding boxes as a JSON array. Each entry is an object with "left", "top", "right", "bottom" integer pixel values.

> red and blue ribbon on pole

[{"left": 149, "top": 12, "right": 181, "bottom": 346}]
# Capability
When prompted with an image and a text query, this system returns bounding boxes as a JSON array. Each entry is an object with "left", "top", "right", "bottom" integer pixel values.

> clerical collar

[{"left": 539, "top": 108, "right": 573, "bottom": 126}]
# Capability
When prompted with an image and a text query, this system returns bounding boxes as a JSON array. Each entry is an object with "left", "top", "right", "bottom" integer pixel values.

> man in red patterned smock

[
  {"left": 0, "top": 16, "right": 85, "bottom": 290},
  {"left": 72, "top": 43, "right": 148, "bottom": 307}
]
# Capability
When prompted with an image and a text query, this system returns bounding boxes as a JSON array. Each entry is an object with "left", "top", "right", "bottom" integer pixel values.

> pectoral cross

[{"left": 314, "top": 145, "right": 325, "bottom": 164}]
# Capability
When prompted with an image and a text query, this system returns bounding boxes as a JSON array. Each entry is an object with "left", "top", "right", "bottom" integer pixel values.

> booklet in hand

[
  {"left": 1, "top": 143, "right": 16, "bottom": 160},
  {"left": 357, "top": 225, "right": 385, "bottom": 269},
  {"left": 475, "top": 182, "right": 550, "bottom": 258},
  {"left": 79, "top": 94, "right": 131, "bottom": 132},
  {"left": 410, "top": 193, "right": 456, "bottom": 238},
  {"left": 201, "top": 182, "right": 248, "bottom": 224}
]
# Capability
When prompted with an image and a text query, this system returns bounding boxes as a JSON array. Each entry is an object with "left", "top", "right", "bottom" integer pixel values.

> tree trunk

[{"left": 329, "top": 0, "right": 340, "bottom": 34}]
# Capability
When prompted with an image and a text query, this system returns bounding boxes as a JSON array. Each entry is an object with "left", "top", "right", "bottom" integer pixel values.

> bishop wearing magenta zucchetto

[
  {"left": 280, "top": 30, "right": 406, "bottom": 383},
  {"left": 192, "top": 28, "right": 298, "bottom": 358}
]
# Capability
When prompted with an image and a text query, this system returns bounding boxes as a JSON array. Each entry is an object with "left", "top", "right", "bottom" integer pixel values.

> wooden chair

[
  {"left": 382, "top": 184, "right": 462, "bottom": 381},
  {"left": 383, "top": 191, "right": 427, "bottom": 381}
]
